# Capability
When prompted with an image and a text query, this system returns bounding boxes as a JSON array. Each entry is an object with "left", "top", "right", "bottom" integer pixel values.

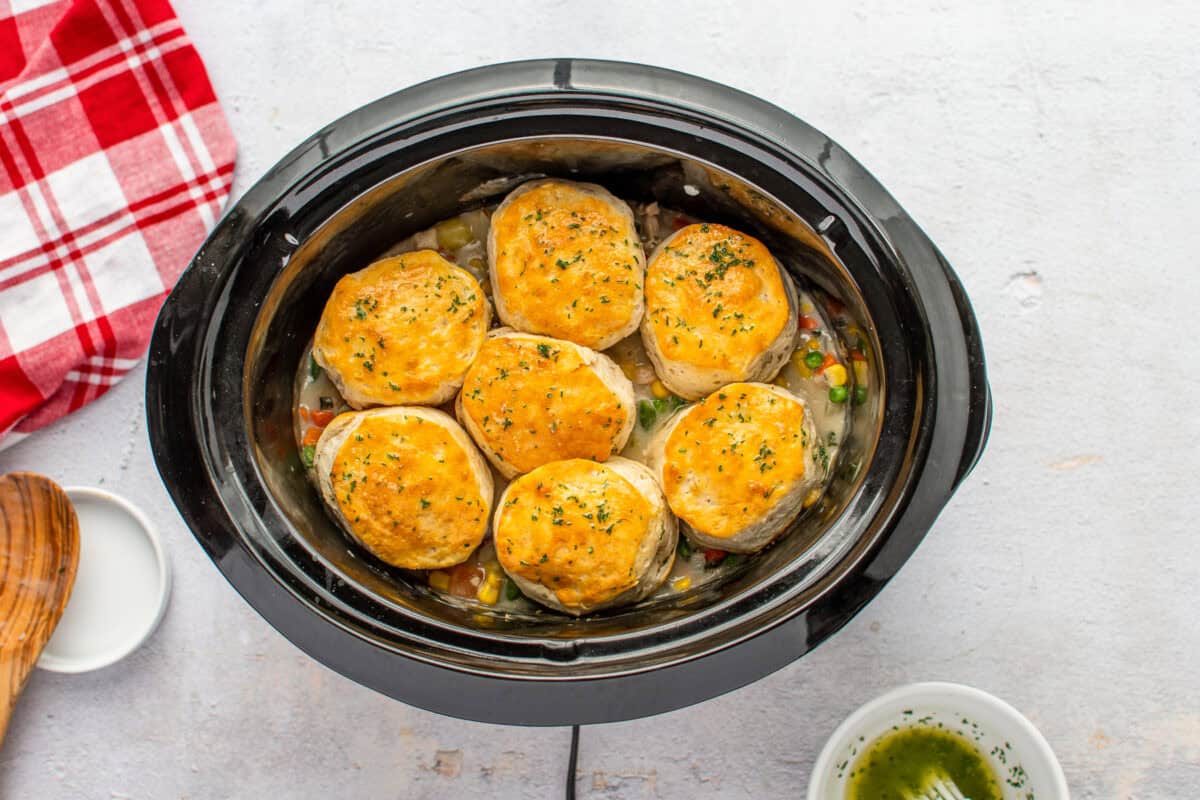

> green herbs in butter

[{"left": 847, "top": 726, "right": 1003, "bottom": 800}]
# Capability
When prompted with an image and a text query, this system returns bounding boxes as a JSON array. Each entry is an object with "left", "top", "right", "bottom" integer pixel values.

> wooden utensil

[{"left": 0, "top": 473, "right": 79, "bottom": 747}]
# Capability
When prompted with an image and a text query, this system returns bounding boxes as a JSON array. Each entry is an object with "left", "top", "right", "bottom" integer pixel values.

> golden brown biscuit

[
  {"left": 314, "top": 407, "right": 493, "bottom": 569},
  {"left": 313, "top": 250, "right": 489, "bottom": 408},
  {"left": 641, "top": 223, "right": 798, "bottom": 399},
  {"left": 488, "top": 179, "right": 645, "bottom": 350},
  {"left": 646, "top": 382, "right": 818, "bottom": 553},
  {"left": 493, "top": 457, "right": 676, "bottom": 615},
  {"left": 456, "top": 330, "right": 635, "bottom": 479}
]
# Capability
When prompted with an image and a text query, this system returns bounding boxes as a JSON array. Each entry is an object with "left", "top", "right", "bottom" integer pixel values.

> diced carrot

[
  {"left": 302, "top": 426, "right": 322, "bottom": 447},
  {"left": 310, "top": 409, "right": 336, "bottom": 427},
  {"left": 815, "top": 353, "right": 837, "bottom": 374},
  {"left": 298, "top": 406, "right": 310, "bottom": 422},
  {"left": 703, "top": 548, "right": 728, "bottom": 566},
  {"left": 850, "top": 349, "right": 867, "bottom": 362},
  {"left": 798, "top": 315, "right": 819, "bottom": 330}
]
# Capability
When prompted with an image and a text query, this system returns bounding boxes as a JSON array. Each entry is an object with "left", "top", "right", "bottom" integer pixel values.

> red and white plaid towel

[{"left": 0, "top": 0, "right": 235, "bottom": 448}]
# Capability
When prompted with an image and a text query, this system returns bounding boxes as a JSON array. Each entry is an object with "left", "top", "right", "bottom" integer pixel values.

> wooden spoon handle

[{"left": 0, "top": 473, "right": 79, "bottom": 748}]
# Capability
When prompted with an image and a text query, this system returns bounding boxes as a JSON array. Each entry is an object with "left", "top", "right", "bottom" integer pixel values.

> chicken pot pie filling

[{"left": 295, "top": 186, "right": 859, "bottom": 615}]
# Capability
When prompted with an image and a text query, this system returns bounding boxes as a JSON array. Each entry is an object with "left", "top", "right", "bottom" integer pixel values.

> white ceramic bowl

[
  {"left": 38, "top": 487, "right": 171, "bottom": 673},
  {"left": 809, "top": 682, "right": 1069, "bottom": 800}
]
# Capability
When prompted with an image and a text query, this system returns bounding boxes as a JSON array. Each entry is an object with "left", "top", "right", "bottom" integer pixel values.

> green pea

[
  {"left": 435, "top": 217, "right": 474, "bottom": 251},
  {"left": 301, "top": 445, "right": 316, "bottom": 467},
  {"left": 309, "top": 354, "right": 322, "bottom": 380},
  {"left": 804, "top": 350, "right": 824, "bottom": 370},
  {"left": 853, "top": 385, "right": 868, "bottom": 405},
  {"left": 651, "top": 395, "right": 685, "bottom": 416},
  {"left": 503, "top": 578, "right": 521, "bottom": 602},
  {"left": 829, "top": 385, "right": 849, "bottom": 404},
  {"left": 637, "top": 399, "right": 657, "bottom": 430},
  {"left": 677, "top": 537, "right": 692, "bottom": 559}
]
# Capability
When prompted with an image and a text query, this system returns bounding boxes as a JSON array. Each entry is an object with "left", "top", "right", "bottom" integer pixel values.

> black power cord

[{"left": 565, "top": 724, "right": 581, "bottom": 800}]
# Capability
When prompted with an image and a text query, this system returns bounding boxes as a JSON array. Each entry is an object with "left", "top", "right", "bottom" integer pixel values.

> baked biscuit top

[{"left": 489, "top": 180, "right": 644, "bottom": 349}]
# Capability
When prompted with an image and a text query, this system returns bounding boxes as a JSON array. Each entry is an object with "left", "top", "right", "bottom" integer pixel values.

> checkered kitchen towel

[{"left": 0, "top": 0, "right": 235, "bottom": 448}]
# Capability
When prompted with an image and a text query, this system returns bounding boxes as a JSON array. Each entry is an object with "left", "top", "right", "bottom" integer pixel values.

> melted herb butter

[{"left": 847, "top": 727, "right": 1003, "bottom": 800}]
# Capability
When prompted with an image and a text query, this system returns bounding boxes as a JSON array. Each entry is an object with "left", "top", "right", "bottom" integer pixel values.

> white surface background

[{"left": 3, "top": 0, "right": 1199, "bottom": 797}]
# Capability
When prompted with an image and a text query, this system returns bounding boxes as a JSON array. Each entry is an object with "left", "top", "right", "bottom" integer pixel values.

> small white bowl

[
  {"left": 808, "top": 682, "right": 1069, "bottom": 800},
  {"left": 37, "top": 487, "right": 171, "bottom": 673}
]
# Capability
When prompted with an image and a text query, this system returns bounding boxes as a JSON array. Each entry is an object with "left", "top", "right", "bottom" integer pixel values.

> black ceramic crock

[{"left": 146, "top": 59, "right": 990, "bottom": 726}]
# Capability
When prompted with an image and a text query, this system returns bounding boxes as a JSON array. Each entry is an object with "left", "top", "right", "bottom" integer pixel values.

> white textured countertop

[{"left": 3, "top": 1, "right": 1198, "bottom": 797}]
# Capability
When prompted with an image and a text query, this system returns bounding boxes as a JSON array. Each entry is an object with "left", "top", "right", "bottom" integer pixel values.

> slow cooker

[{"left": 146, "top": 59, "right": 990, "bottom": 725}]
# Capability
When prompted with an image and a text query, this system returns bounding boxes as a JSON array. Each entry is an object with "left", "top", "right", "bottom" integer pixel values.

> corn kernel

[
  {"left": 853, "top": 360, "right": 869, "bottom": 386},
  {"left": 773, "top": 373, "right": 790, "bottom": 387},
  {"left": 791, "top": 351, "right": 813, "bottom": 378},
  {"left": 800, "top": 300, "right": 814, "bottom": 314},
  {"left": 650, "top": 379, "right": 670, "bottom": 399},
  {"left": 620, "top": 361, "right": 638, "bottom": 381},
  {"left": 807, "top": 338, "right": 821, "bottom": 351},
  {"left": 803, "top": 488, "right": 822, "bottom": 508},
  {"left": 428, "top": 571, "right": 450, "bottom": 592},
  {"left": 672, "top": 576, "right": 692, "bottom": 592},
  {"left": 825, "top": 363, "right": 848, "bottom": 387},
  {"left": 476, "top": 571, "right": 502, "bottom": 605}
]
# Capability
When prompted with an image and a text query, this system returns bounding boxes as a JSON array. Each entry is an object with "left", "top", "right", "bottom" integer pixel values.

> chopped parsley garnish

[
  {"left": 701, "top": 240, "right": 750, "bottom": 284},
  {"left": 755, "top": 442, "right": 776, "bottom": 472},
  {"left": 353, "top": 296, "right": 378, "bottom": 320}
]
